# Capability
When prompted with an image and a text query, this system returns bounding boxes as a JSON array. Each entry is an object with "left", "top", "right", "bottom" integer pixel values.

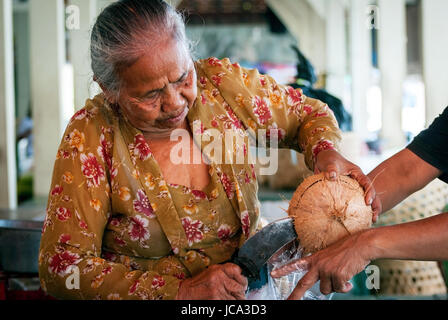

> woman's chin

[{"left": 140, "top": 120, "right": 187, "bottom": 138}]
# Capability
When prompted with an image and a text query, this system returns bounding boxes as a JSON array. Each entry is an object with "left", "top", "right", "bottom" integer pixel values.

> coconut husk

[{"left": 288, "top": 173, "right": 373, "bottom": 254}]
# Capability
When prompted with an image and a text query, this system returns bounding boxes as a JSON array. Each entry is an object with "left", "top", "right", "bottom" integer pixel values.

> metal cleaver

[{"left": 232, "top": 217, "right": 298, "bottom": 280}]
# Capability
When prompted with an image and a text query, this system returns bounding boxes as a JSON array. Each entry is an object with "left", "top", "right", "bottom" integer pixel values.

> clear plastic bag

[{"left": 246, "top": 240, "right": 333, "bottom": 300}]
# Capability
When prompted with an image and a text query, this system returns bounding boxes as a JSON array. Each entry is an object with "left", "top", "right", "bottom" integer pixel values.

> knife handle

[{"left": 232, "top": 256, "right": 260, "bottom": 280}]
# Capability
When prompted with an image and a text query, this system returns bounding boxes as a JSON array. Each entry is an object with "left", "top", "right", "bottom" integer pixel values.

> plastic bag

[{"left": 246, "top": 240, "right": 333, "bottom": 300}]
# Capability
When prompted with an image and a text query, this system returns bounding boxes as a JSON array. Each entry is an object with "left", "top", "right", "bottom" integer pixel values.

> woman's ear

[{"left": 96, "top": 79, "right": 118, "bottom": 105}]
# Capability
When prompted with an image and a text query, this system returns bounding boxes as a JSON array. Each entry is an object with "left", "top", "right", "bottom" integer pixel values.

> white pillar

[
  {"left": 421, "top": 0, "right": 448, "bottom": 126},
  {"left": 266, "top": 0, "right": 326, "bottom": 73},
  {"left": 0, "top": 0, "right": 17, "bottom": 209},
  {"left": 326, "top": 0, "right": 347, "bottom": 101},
  {"left": 378, "top": 0, "right": 407, "bottom": 148},
  {"left": 350, "top": 0, "right": 371, "bottom": 140},
  {"left": 29, "top": 0, "right": 66, "bottom": 197},
  {"left": 69, "top": 0, "right": 99, "bottom": 110}
]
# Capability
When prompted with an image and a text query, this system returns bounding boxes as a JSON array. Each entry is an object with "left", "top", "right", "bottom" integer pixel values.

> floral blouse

[{"left": 38, "top": 57, "right": 341, "bottom": 300}]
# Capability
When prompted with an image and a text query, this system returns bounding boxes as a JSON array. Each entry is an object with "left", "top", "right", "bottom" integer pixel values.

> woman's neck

[{"left": 143, "top": 119, "right": 190, "bottom": 142}]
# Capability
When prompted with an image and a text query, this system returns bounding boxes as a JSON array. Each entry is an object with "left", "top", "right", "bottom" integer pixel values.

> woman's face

[{"left": 115, "top": 38, "right": 197, "bottom": 137}]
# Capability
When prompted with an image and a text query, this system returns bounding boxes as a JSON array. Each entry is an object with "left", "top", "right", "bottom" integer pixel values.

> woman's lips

[{"left": 165, "top": 107, "right": 188, "bottom": 125}]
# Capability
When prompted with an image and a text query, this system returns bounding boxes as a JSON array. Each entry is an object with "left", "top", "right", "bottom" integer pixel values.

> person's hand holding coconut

[
  {"left": 314, "top": 149, "right": 381, "bottom": 222},
  {"left": 271, "top": 149, "right": 379, "bottom": 299}
]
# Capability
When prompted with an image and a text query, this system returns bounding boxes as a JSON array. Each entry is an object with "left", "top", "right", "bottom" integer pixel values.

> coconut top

[{"left": 288, "top": 173, "right": 373, "bottom": 254}]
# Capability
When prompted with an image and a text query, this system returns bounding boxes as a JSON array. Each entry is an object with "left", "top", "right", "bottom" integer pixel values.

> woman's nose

[{"left": 161, "top": 86, "right": 185, "bottom": 113}]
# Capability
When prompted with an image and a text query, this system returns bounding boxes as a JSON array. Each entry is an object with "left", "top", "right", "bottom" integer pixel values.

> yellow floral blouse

[{"left": 38, "top": 57, "right": 341, "bottom": 300}]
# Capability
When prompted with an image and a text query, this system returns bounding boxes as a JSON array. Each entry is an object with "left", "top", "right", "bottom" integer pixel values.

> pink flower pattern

[
  {"left": 181, "top": 217, "right": 204, "bottom": 246},
  {"left": 219, "top": 173, "right": 234, "bottom": 200},
  {"left": 58, "top": 234, "right": 71, "bottom": 244},
  {"left": 51, "top": 185, "right": 63, "bottom": 196},
  {"left": 286, "top": 86, "right": 305, "bottom": 117},
  {"left": 80, "top": 153, "right": 105, "bottom": 188},
  {"left": 225, "top": 106, "right": 243, "bottom": 129},
  {"left": 211, "top": 74, "right": 223, "bottom": 87},
  {"left": 207, "top": 57, "right": 222, "bottom": 67},
  {"left": 199, "top": 76, "right": 208, "bottom": 87},
  {"left": 128, "top": 215, "right": 150, "bottom": 242},
  {"left": 241, "top": 211, "right": 250, "bottom": 238},
  {"left": 48, "top": 250, "right": 81, "bottom": 276},
  {"left": 56, "top": 207, "right": 71, "bottom": 221},
  {"left": 151, "top": 275, "right": 166, "bottom": 290},
  {"left": 97, "top": 132, "right": 112, "bottom": 170},
  {"left": 217, "top": 224, "right": 232, "bottom": 241},
  {"left": 312, "top": 140, "right": 336, "bottom": 159},
  {"left": 192, "top": 190, "right": 207, "bottom": 200},
  {"left": 253, "top": 96, "right": 272, "bottom": 125},
  {"left": 130, "top": 134, "right": 152, "bottom": 161},
  {"left": 303, "top": 104, "right": 313, "bottom": 115},
  {"left": 133, "top": 189, "right": 155, "bottom": 218}
]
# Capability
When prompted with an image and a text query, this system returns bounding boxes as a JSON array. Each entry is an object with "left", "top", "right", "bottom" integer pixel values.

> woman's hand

[
  {"left": 271, "top": 230, "right": 375, "bottom": 300},
  {"left": 315, "top": 149, "right": 382, "bottom": 222},
  {"left": 176, "top": 263, "right": 248, "bottom": 300}
]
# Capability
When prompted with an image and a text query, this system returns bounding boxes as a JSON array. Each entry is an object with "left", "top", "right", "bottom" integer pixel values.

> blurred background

[{"left": 0, "top": 0, "right": 448, "bottom": 300}]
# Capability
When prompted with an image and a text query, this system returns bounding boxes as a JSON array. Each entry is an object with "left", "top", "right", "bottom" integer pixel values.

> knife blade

[{"left": 232, "top": 217, "right": 298, "bottom": 280}]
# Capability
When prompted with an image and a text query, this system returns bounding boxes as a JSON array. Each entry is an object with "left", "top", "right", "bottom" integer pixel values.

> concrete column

[
  {"left": 326, "top": 0, "right": 347, "bottom": 101},
  {"left": 69, "top": 0, "right": 99, "bottom": 110},
  {"left": 0, "top": 0, "right": 17, "bottom": 209},
  {"left": 29, "top": 0, "right": 66, "bottom": 197},
  {"left": 266, "top": 0, "right": 326, "bottom": 74},
  {"left": 13, "top": 6, "right": 31, "bottom": 121},
  {"left": 378, "top": 0, "right": 407, "bottom": 148},
  {"left": 421, "top": 0, "right": 448, "bottom": 126},
  {"left": 350, "top": 0, "right": 371, "bottom": 140}
]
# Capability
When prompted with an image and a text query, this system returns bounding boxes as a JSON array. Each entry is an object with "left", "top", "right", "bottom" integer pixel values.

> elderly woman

[{"left": 38, "top": 0, "right": 377, "bottom": 300}]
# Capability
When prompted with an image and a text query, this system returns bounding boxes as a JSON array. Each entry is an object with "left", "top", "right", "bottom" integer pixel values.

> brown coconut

[{"left": 288, "top": 173, "right": 373, "bottom": 254}]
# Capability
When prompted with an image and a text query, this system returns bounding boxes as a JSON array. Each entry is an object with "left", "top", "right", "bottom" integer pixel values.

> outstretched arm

[
  {"left": 272, "top": 212, "right": 448, "bottom": 300},
  {"left": 368, "top": 148, "right": 441, "bottom": 214},
  {"left": 272, "top": 148, "right": 445, "bottom": 299}
]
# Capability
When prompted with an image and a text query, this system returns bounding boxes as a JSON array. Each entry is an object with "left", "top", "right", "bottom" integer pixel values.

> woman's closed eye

[
  {"left": 175, "top": 71, "right": 189, "bottom": 85},
  {"left": 143, "top": 90, "right": 161, "bottom": 100}
]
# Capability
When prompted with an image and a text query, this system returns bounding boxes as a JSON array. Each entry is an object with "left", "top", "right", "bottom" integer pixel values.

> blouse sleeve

[
  {"left": 38, "top": 108, "right": 184, "bottom": 300},
  {"left": 196, "top": 57, "right": 342, "bottom": 171}
]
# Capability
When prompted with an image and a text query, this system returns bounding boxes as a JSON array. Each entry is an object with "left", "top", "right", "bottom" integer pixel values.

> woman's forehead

[{"left": 120, "top": 40, "right": 191, "bottom": 92}]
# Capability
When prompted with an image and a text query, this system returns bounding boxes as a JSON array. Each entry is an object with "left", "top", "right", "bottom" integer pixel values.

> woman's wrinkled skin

[{"left": 113, "top": 38, "right": 198, "bottom": 137}]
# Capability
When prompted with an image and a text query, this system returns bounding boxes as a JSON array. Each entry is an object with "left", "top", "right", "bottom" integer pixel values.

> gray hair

[{"left": 90, "top": 0, "right": 191, "bottom": 97}]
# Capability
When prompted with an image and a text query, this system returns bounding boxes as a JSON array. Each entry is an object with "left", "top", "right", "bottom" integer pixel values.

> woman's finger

[
  {"left": 222, "top": 263, "right": 248, "bottom": 288},
  {"left": 223, "top": 279, "right": 247, "bottom": 300},
  {"left": 324, "top": 163, "right": 339, "bottom": 181}
]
